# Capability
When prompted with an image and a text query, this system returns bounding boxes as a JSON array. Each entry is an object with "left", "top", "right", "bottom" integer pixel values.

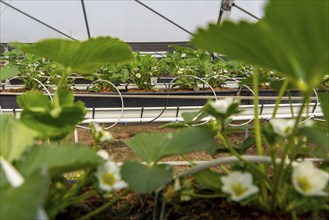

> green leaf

[
  {"left": 17, "top": 91, "right": 52, "bottom": 113},
  {"left": 17, "top": 91, "right": 86, "bottom": 140},
  {"left": 240, "top": 137, "right": 256, "bottom": 153},
  {"left": 0, "top": 67, "right": 19, "bottom": 81},
  {"left": 318, "top": 91, "right": 329, "bottom": 127},
  {"left": 192, "top": 0, "right": 329, "bottom": 91},
  {"left": 0, "top": 170, "right": 48, "bottom": 220},
  {"left": 0, "top": 115, "right": 36, "bottom": 162},
  {"left": 297, "top": 127, "right": 329, "bottom": 148},
  {"left": 121, "top": 161, "right": 172, "bottom": 193},
  {"left": 181, "top": 111, "right": 199, "bottom": 123},
  {"left": 11, "top": 37, "right": 134, "bottom": 73},
  {"left": 18, "top": 144, "right": 102, "bottom": 177},
  {"left": 126, "top": 127, "right": 217, "bottom": 163},
  {"left": 193, "top": 169, "right": 222, "bottom": 190}
]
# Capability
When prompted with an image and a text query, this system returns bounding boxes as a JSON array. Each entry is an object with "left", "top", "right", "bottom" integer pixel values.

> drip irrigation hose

[
  {"left": 169, "top": 75, "right": 218, "bottom": 126},
  {"left": 207, "top": 75, "right": 254, "bottom": 127},
  {"left": 127, "top": 76, "right": 170, "bottom": 125},
  {"left": 76, "top": 79, "right": 124, "bottom": 130},
  {"left": 299, "top": 88, "right": 319, "bottom": 124},
  {"left": 3, "top": 76, "right": 53, "bottom": 100}
]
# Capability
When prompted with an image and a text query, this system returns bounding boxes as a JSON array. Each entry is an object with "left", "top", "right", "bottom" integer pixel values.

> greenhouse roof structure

[{"left": 0, "top": 0, "right": 266, "bottom": 45}]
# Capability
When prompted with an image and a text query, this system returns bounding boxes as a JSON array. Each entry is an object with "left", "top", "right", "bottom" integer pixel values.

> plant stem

[
  {"left": 270, "top": 95, "right": 310, "bottom": 210},
  {"left": 182, "top": 191, "right": 225, "bottom": 199},
  {"left": 217, "top": 133, "right": 270, "bottom": 184},
  {"left": 68, "top": 190, "right": 97, "bottom": 205},
  {"left": 78, "top": 188, "right": 129, "bottom": 220},
  {"left": 253, "top": 68, "right": 268, "bottom": 206},
  {"left": 272, "top": 80, "right": 289, "bottom": 118}
]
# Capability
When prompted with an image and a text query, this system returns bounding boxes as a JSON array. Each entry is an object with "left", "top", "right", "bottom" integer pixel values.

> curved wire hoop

[
  {"left": 169, "top": 75, "right": 218, "bottom": 126},
  {"left": 76, "top": 79, "right": 124, "bottom": 130},
  {"left": 207, "top": 75, "right": 255, "bottom": 127}
]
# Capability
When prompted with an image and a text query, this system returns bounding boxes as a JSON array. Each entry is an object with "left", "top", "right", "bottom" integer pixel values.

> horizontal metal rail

[
  {"left": 0, "top": 92, "right": 319, "bottom": 101},
  {"left": 1, "top": 103, "right": 323, "bottom": 124}
]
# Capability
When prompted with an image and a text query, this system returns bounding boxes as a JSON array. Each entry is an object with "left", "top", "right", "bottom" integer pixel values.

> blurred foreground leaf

[{"left": 11, "top": 37, "right": 134, "bottom": 73}]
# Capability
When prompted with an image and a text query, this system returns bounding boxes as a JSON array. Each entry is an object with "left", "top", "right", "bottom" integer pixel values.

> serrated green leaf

[
  {"left": 121, "top": 161, "right": 172, "bottom": 193},
  {"left": 192, "top": 0, "right": 328, "bottom": 91},
  {"left": 17, "top": 91, "right": 52, "bottom": 113},
  {"left": 11, "top": 37, "right": 134, "bottom": 73},
  {"left": 18, "top": 91, "right": 86, "bottom": 140},
  {"left": 161, "top": 122, "right": 188, "bottom": 129},
  {"left": 193, "top": 169, "right": 222, "bottom": 190},
  {"left": 126, "top": 127, "right": 217, "bottom": 163},
  {"left": 0, "top": 115, "right": 36, "bottom": 162},
  {"left": 297, "top": 127, "right": 329, "bottom": 148},
  {"left": 318, "top": 91, "right": 329, "bottom": 127},
  {"left": 240, "top": 137, "right": 256, "bottom": 153},
  {"left": 0, "top": 67, "right": 19, "bottom": 81},
  {"left": 18, "top": 144, "right": 102, "bottom": 177},
  {"left": 181, "top": 111, "right": 199, "bottom": 123},
  {"left": 0, "top": 170, "right": 48, "bottom": 220}
]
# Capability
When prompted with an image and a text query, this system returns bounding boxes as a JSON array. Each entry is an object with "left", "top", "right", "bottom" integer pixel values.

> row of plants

[
  {"left": 1, "top": 42, "right": 291, "bottom": 92},
  {"left": 1, "top": 0, "right": 328, "bottom": 219}
]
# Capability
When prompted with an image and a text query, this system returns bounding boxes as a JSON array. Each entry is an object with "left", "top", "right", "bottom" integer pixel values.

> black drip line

[
  {"left": 127, "top": 77, "right": 170, "bottom": 126},
  {"left": 0, "top": 0, "right": 76, "bottom": 40}
]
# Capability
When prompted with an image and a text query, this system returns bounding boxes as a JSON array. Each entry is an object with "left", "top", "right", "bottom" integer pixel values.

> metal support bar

[
  {"left": 134, "top": 0, "right": 193, "bottom": 36},
  {"left": 0, "top": 0, "right": 76, "bottom": 40},
  {"left": 217, "top": 0, "right": 234, "bottom": 24},
  {"left": 80, "top": 0, "right": 91, "bottom": 38},
  {"left": 232, "top": 3, "right": 260, "bottom": 20}
]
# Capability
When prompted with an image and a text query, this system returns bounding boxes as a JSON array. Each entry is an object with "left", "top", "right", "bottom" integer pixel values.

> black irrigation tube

[
  {"left": 0, "top": 0, "right": 76, "bottom": 40},
  {"left": 127, "top": 77, "right": 170, "bottom": 125}
]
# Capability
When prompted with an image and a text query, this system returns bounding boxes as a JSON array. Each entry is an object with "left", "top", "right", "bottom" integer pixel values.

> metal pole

[
  {"left": 80, "top": 0, "right": 91, "bottom": 38},
  {"left": 0, "top": 0, "right": 76, "bottom": 40},
  {"left": 134, "top": 0, "right": 193, "bottom": 36},
  {"left": 217, "top": 0, "right": 234, "bottom": 24}
]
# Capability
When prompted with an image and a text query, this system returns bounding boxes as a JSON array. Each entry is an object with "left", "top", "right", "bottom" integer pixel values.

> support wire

[
  {"left": 0, "top": 0, "right": 76, "bottom": 40},
  {"left": 134, "top": 0, "right": 193, "bottom": 36},
  {"left": 80, "top": 0, "right": 91, "bottom": 38}
]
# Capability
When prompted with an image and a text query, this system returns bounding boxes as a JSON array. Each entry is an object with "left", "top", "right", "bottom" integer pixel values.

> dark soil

[
  {"left": 59, "top": 124, "right": 329, "bottom": 220},
  {"left": 57, "top": 190, "right": 329, "bottom": 220}
]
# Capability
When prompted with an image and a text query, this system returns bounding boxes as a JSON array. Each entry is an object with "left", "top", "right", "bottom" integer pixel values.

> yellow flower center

[
  {"left": 101, "top": 173, "right": 116, "bottom": 186},
  {"left": 284, "top": 126, "right": 292, "bottom": 136},
  {"left": 298, "top": 176, "right": 311, "bottom": 192},
  {"left": 231, "top": 183, "right": 247, "bottom": 196}
]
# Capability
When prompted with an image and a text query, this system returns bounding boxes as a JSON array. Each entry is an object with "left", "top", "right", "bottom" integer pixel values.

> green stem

[
  {"left": 253, "top": 68, "right": 268, "bottom": 206},
  {"left": 182, "top": 192, "right": 225, "bottom": 199},
  {"left": 253, "top": 70, "right": 263, "bottom": 156},
  {"left": 272, "top": 80, "right": 289, "bottom": 118},
  {"left": 68, "top": 190, "right": 97, "bottom": 205},
  {"left": 217, "top": 133, "right": 270, "bottom": 185},
  {"left": 78, "top": 188, "right": 129, "bottom": 220},
  {"left": 270, "top": 95, "right": 310, "bottom": 210},
  {"left": 288, "top": 91, "right": 294, "bottom": 117}
]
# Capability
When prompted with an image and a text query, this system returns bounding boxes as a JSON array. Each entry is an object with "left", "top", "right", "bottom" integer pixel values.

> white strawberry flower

[
  {"left": 209, "top": 97, "right": 237, "bottom": 114},
  {"left": 292, "top": 161, "right": 329, "bottom": 197},
  {"left": 269, "top": 119, "right": 296, "bottom": 137},
  {"left": 221, "top": 171, "right": 259, "bottom": 202},
  {"left": 0, "top": 156, "right": 24, "bottom": 188},
  {"left": 96, "top": 150, "right": 110, "bottom": 160},
  {"left": 90, "top": 122, "right": 112, "bottom": 143},
  {"left": 95, "top": 161, "right": 127, "bottom": 192},
  {"left": 136, "top": 73, "right": 141, "bottom": 79}
]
